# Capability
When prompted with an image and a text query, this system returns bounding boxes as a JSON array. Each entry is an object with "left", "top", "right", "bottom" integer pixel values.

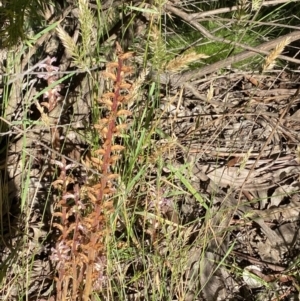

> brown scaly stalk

[
  {"left": 82, "top": 45, "right": 134, "bottom": 300},
  {"left": 51, "top": 44, "right": 134, "bottom": 301},
  {"left": 36, "top": 56, "right": 63, "bottom": 151}
]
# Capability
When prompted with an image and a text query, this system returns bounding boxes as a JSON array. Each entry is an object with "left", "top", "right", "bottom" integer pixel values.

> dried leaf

[
  {"left": 206, "top": 83, "right": 214, "bottom": 102},
  {"left": 243, "top": 265, "right": 264, "bottom": 288},
  {"left": 226, "top": 157, "right": 243, "bottom": 167}
]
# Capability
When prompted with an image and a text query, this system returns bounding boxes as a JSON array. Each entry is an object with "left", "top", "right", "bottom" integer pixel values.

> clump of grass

[
  {"left": 165, "top": 0, "right": 294, "bottom": 70},
  {"left": 0, "top": 0, "right": 49, "bottom": 47}
]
